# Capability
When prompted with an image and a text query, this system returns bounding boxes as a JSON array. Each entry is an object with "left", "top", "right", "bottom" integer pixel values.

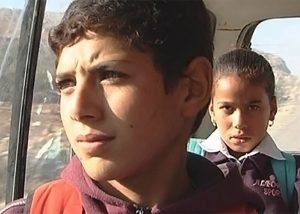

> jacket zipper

[{"left": 133, "top": 204, "right": 151, "bottom": 214}]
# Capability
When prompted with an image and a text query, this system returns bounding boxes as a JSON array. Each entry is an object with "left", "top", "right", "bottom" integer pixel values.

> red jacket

[{"left": 2, "top": 154, "right": 264, "bottom": 213}]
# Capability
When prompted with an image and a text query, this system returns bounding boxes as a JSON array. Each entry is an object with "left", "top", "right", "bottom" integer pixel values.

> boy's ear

[{"left": 181, "top": 56, "right": 212, "bottom": 117}]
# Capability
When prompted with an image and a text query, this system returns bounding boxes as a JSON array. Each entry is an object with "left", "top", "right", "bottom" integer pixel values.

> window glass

[
  {"left": 251, "top": 18, "right": 300, "bottom": 153},
  {"left": 0, "top": 0, "right": 74, "bottom": 205},
  {"left": 0, "top": 0, "right": 25, "bottom": 206},
  {"left": 24, "top": 0, "right": 73, "bottom": 197}
]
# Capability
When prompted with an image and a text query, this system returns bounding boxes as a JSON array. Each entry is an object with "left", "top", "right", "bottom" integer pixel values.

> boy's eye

[
  {"left": 55, "top": 79, "right": 76, "bottom": 92},
  {"left": 99, "top": 70, "right": 127, "bottom": 81},
  {"left": 220, "top": 106, "right": 234, "bottom": 114}
]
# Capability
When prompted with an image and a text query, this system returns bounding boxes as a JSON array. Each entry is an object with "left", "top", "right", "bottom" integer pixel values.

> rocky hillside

[
  {"left": 258, "top": 51, "right": 299, "bottom": 105},
  {"left": 0, "top": 9, "right": 62, "bottom": 102},
  {"left": 0, "top": 8, "right": 62, "bottom": 40}
]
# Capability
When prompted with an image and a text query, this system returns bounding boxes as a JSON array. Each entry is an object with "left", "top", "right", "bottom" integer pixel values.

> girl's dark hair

[{"left": 213, "top": 48, "right": 275, "bottom": 99}]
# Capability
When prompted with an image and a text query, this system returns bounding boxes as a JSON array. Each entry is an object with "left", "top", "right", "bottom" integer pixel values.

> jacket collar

[{"left": 61, "top": 154, "right": 264, "bottom": 213}]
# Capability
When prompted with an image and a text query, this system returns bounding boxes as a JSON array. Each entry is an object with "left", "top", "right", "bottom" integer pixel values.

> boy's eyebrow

[
  {"left": 55, "top": 69, "right": 75, "bottom": 80},
  {"left": 87, "top": 59, "right": 131, "bottom": 74},
  {"left": 88, "top": 64, "right": 109, "bottom": 74},
  {"left": 86, "top": 60, "right": 120, "bottom": 73},
  {"left": 86, "top": 59, "right": 135, "bottom": 76},
  {"left": 55, "top": 59, "right": 131, "bottom": 79},
  {"left": 216, "top": 101, "right": 232, "bottom": 105}
]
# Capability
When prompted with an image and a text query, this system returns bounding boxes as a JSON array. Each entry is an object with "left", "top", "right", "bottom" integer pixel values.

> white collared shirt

[{"left": 199, "top": 130, "right": 285, "bottom": 163}]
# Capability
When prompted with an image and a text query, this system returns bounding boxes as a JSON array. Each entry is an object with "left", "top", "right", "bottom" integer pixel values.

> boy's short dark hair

[
  {"left": 213, "top": 48, "right": 275, "bottom": 99},
  {"left": 48, "top": 0, "right": 213, "bottom": 133}
]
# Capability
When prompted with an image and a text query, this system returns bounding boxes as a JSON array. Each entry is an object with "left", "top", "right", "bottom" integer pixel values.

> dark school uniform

[{"left": 195, "top": 130, "right": 300, "bottom": 214}]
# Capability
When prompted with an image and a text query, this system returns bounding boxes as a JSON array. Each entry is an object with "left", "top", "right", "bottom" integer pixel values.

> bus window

[
  {"left": 251, "top": 18, "right": 300, "bottom": 153},
  {"left": 0, "top": 0, "right": 72, "bottom": 205},
  {"left": 24, "top": 0, "right": 72, "bottom": 201},
  {"left": 0, "top": 1, "right": 25, "bottom": 206}
]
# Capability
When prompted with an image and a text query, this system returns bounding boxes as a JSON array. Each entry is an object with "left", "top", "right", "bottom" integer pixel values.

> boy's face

[
  {"left": 56, "top": 33, "right": 189, "bottom": 182},
  {"left": 210, "top": 75, "right": 277, "bottom": 156}
]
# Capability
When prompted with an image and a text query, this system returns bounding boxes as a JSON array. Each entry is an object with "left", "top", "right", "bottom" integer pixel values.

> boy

[{"left": 2, "top": 1, "right": 263, "bottom": 213}]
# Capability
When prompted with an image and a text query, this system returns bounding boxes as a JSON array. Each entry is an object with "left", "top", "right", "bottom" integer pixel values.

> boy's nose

[{"left": 69, "top": 82, "right": 104, "bottom": 122}]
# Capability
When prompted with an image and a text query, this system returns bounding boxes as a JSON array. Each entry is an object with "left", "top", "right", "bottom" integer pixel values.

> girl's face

[{"left": 209, "top": 74, "right": 277, "bottom": 157}]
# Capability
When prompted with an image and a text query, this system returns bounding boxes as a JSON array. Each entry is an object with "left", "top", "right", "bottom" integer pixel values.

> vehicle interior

[{"left": 0, "top": 0, "right": 299, "bottom": 207}]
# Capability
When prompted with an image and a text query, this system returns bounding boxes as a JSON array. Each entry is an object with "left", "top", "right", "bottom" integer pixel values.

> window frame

[{"left": 5, "top": 0, "right": 46, "bottom": 204}]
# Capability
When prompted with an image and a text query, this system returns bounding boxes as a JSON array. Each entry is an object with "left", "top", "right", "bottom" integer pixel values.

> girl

[{"left": 189, "top": 48, "right": 300, "bottom": 213}]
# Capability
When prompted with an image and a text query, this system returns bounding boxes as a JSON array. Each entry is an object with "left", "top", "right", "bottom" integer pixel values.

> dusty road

[{"left": 268, "top": 76, "right": 300, "bottom": 152}]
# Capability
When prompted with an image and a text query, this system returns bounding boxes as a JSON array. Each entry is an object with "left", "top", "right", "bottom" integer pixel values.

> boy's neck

[{"left": 98, "top": 146, "right": 191, "bottom": 208}]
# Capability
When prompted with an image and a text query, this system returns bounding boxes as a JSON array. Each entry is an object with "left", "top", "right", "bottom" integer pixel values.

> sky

[
  {"left": 0, "top": 0, "right": 299, "bottom": 75},
  {"left": 0, "top": 0, "right": 72, "bottom": 12},
  {"left": 251, "top": 18, "right": 300, "bottom": 75}
]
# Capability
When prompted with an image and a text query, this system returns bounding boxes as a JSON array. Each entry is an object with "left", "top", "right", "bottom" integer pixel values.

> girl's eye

[
  {"left": 249, "top": 105, "right": 260, "bottom": 111},
  {"left": 99, "top": 70, "right": 127, "bottom": 81},
  {"left": 55, "top": 79, "right": 76, "bottom": 92}
]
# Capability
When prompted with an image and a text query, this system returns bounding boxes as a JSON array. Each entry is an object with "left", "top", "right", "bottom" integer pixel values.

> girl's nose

[
  {"left": 234, "top": 123, "right": 248, "bottom": 129},
  {"left": 233, "top": 110, "right": 248, "bottom": 130}
]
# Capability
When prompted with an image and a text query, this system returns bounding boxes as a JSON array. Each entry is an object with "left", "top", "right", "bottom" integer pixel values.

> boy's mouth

[{"left": 76, "top": 133, "right": 115, "bottom": 143}]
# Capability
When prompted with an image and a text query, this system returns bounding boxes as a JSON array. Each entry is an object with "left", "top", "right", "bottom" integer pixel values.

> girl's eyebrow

[
  {"left": 250, "top": 100, "right": 261, "bottom": 103},
  {"left": 249, "top": 100, "right": 262, "bottom": 104},
  {"left": 216, "top": 100, "right": 262, "bottom": 106}
]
